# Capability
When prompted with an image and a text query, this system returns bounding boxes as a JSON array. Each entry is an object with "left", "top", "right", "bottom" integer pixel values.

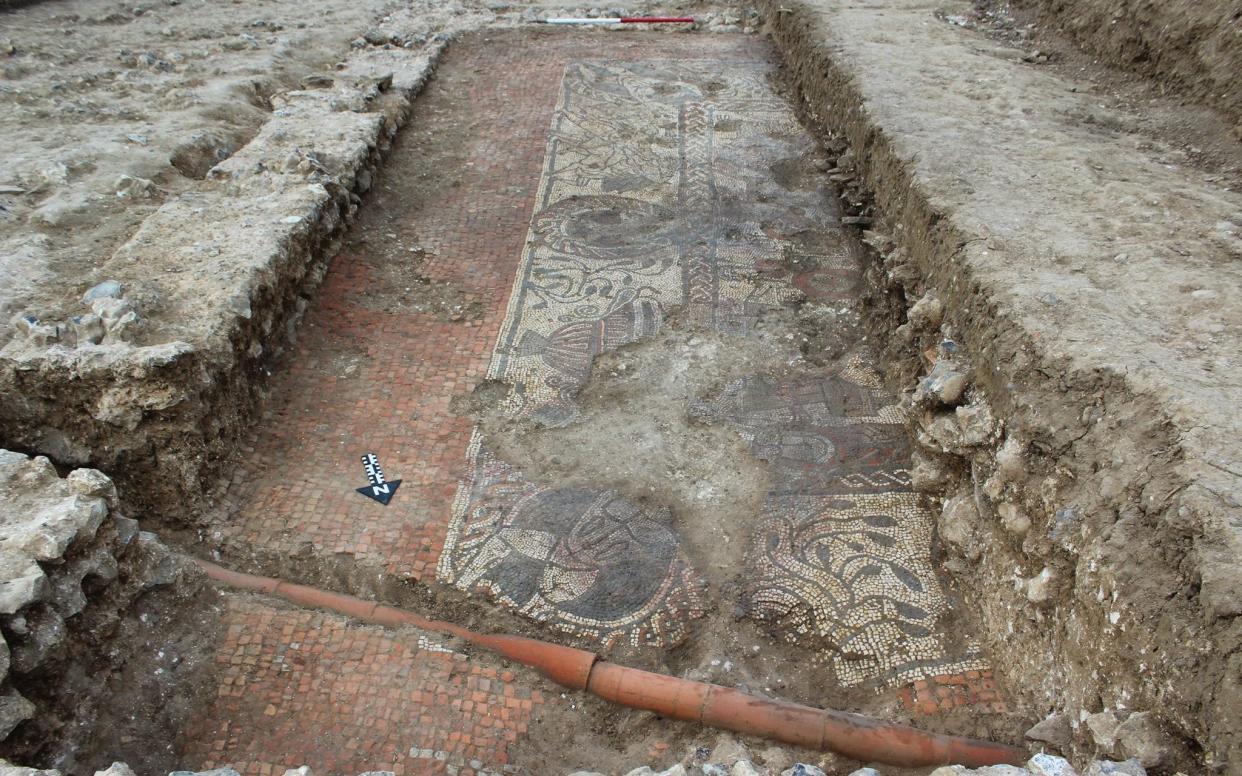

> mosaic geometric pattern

[
  {"left": 696, "top": 363, "right": 989, "bottom": 686},
  {"left": 439, "top": 60, "right": 824, "bottom": 647}
]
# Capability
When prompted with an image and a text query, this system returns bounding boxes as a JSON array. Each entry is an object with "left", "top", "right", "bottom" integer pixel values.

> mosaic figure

[{"left": 442, "top": 444, "right": 706, "bottom": 648}]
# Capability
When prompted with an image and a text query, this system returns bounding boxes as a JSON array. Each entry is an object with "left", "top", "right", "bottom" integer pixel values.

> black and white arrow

[{"left": 356, "top": 452, "right": 401, "bottom": 505}]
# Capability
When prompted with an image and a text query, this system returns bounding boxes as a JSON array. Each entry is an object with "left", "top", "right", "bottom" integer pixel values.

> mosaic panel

[
  {"left": 443, "top": 442, "right": 707, "bottom": 649},
  {"left": 438, "top": 60, "right": 832, "bottom": 647},
  {"left": 484, "top": 60, "right": 813, "bottom": 424}
]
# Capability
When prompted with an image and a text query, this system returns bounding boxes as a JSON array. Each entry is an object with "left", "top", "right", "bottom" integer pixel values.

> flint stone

[
  {"left": 1025, "top": 712, "right": 1072, "bottom": 750},
  {"left": 81, "top": 281, "right": 122, "bottom": 304},
  {"left": 1082, "top": 761, "right": 1145, "bottom": 776},
  {"left": 1027, "top": 754, "right": 1078, "bottom": 776},
  {"left": 915, "top": 360, "right": 969, "bottom": 406}
]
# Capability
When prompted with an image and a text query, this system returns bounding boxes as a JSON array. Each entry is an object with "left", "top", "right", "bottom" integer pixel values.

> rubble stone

[
  {"left": 1081, "top": 761, "right": 1145, "bottom": 776},
  {"left": 0, "top": 450, "right": 214, "bottom": 774},
  {"left": 1115, "top": 712, "right": 1179, "bottom": 769},
  {"left": 1026, "top": 755, "right": 1078, "bottom": 776},
  {"left": 1084, "top": 710, "right": 1122, "bottom": 755},
  {"left": 939, "top": 493, "right": 980, "bottom": 557},
  {"left": 914, "top": 360, "right": 969, "bottom": 406},
  {"left": 1026, "top": 712, "right": 1073, "bottom": 750}
]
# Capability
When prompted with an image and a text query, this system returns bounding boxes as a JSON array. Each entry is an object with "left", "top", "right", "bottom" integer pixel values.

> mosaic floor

[
  {"left": 192, "top": 27, "right": 1005, "bottom": 776},
  {"left": 439, "top": 58, "right": 825, "bottom": 648},
  {"left": 435, "top": 54, "right": 987, "bottom": 684},
  {"left": 695, "top": 367, "right": 988, "bottom": 685}
]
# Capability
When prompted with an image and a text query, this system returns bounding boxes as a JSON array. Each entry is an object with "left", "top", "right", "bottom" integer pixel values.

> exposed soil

[
  {"left": 967, "top": 0, "right": 1242, "bottom": 188},
  {"left": 1004, "top": 0, "right": 1242, "bottom": 131}
]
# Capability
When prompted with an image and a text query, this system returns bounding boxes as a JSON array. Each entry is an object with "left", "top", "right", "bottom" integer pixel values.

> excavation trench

[
  {"left": 0, "top": 6, "right": 1226, "bottom": 775},
  {"left": 165, "top": 25, "right": 1029, "bottom": 776}
]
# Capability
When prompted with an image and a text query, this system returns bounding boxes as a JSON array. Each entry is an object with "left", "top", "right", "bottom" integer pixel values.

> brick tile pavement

[
  {"left": 897, "top": 670, "right": 1009, "bottom": 716},
  {"left": 180, "top": 594, "right": 544, "bottom": 776}
]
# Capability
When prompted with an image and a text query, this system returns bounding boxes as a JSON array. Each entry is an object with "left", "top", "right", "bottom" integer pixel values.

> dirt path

[{"left": 183, "top": 29, "right": 1017, "bottom": 775}]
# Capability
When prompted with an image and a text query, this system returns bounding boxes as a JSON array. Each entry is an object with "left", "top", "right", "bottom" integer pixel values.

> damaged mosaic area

[
  {"left": 437, "top": 58, "right": 993, "bottom": 686},
  {"left": 444, "top": 442, "right": 707, "bottom": 648},
  {"left": 696, "top": 365, "right": 989, "bottom": 686}
]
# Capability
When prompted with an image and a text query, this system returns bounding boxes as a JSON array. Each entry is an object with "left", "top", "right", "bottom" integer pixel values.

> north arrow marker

[{"left": 356, "top": 452, "right": 401, "bottom": 505}]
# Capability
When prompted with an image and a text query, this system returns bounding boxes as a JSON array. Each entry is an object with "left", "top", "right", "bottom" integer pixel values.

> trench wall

[
  {"left": 762, "top": 2, "right": 1242, "bottom": 773},
  {"left": 0, "top": 35, "right": 451, "bottom": 527},
  {"left": 1014, "top": 0, "right": 1242, "bottom": 129}
]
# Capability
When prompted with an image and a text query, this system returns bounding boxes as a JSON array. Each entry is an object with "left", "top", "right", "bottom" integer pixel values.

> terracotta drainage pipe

[{"left": 196, "top": 560, "right": 1027, "bottom": 769}]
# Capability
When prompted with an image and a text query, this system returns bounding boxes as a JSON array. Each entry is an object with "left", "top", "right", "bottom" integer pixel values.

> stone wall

[
  {"left": 0, "top": 451, "right": 218, "bottom": 775},
  {"left": 0, "top": 10, "right": 474, "bottom": 528}
]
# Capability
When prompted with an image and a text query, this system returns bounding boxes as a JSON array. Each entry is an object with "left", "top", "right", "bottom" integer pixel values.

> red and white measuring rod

[{"left": 539, "top": 16, "right": 695, "bottom": 24}]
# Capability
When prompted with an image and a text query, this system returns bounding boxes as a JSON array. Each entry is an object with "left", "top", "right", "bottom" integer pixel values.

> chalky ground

[{"left": 186, "top": 29, "right": 1006, "bottom": 775}]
